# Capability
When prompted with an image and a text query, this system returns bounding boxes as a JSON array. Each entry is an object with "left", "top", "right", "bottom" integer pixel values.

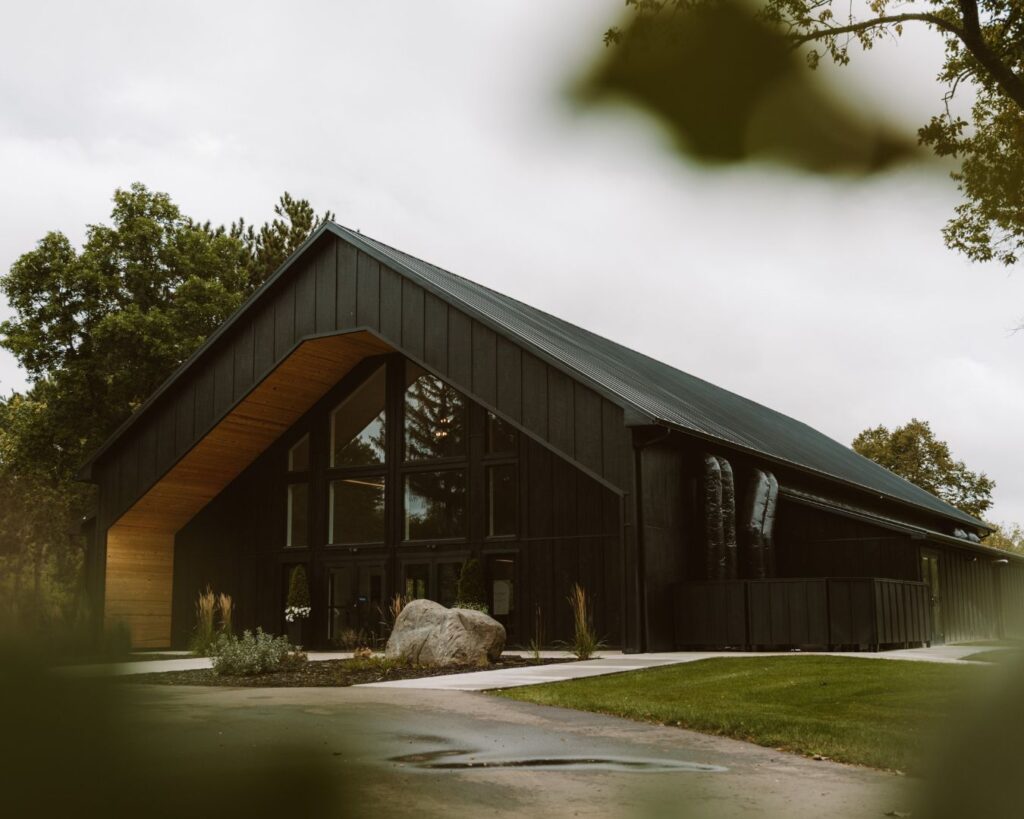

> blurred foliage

[
  {"left": 0, "top": 184, "right": 331, "bottom": 638},
  {"left": 587, "top": 1, "right": 919, "bottom": 171},
  {"left": 0, "top": 638, "right": 341, "bottom": 818},
  {"left": 916, "top": 651, "right": 1024, "bottom": 818},
  {"left": 595, "top": 0, "right": 1024, "bottom": 264},
  {"left": 852, "top": 418, "right": 994, "bottom": 519}
]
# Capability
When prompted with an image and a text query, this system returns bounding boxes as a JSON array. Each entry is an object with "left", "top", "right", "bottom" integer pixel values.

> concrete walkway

[
  {"left": 360, "top": 644, "right": 990, "bottom": 691},
  {"left": 69, "top": 649, "right": 360, "bottom": 676},
  {"left": 72, "top": 642, "right": 989, "bottom": 682}
]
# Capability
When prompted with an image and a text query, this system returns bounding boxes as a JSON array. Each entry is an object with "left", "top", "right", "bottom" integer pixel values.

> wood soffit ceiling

[{"left": 113, "top": 331, "right": 393, "bottom": 535}]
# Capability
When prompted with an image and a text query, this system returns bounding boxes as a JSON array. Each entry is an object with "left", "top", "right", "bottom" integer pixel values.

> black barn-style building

[{"left": 81, "top": 223, "right": 1024, "bottom": 651}]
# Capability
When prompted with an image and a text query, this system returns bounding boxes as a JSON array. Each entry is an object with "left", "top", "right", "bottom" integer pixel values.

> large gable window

[
  {"left": 330, "top": 366, "right": 386, "bottom": 467},
  {"left": 285, "top": 434, "right": 310, "bottom": 549},
  {"left": 403, "top": 363, "right": 466, "bottom": 462},
  {"left": 326, "top": 365, "right": 388, "bottom": 546},
  {"left": 329, "top": 476, "right": 386, "bottom": 544},
  {"left": 404, "top": 470, "right": 467, "bottom": 540}
]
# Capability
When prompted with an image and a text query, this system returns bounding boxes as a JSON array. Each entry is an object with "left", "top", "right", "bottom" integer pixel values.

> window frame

[{"left": 284, "top": 432, "right": 311, "bottom": 550}]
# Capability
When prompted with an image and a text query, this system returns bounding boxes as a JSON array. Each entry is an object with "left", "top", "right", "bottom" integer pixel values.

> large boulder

[{"left": 385, "top": 599, "right": 506, "bottom": 666}]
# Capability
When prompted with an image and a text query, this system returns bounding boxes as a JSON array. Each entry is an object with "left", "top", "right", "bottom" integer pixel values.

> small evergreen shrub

[
  {"left": 454, "top": 558, "right": 488, "bottom": 613},
  {"left": 285, "top": 565, "right": 311, "bottom": 622},
  {"left": 209, "top": 628, "right": 306, "bottom": 676}
]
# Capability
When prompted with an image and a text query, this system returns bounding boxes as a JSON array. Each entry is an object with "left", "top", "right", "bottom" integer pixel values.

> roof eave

[{"left": 634, "top": 416, "right": 991, "bottom": 535}]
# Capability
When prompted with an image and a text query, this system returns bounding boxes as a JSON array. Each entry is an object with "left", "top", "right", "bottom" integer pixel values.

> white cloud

[{"left": 0, "top": 0, "right": 1021, "bottom": 523}]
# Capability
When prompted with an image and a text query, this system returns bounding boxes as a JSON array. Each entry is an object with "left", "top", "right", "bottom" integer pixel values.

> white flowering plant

[{"left": 285, "top": 565, "right": 311, "bottom": 623}]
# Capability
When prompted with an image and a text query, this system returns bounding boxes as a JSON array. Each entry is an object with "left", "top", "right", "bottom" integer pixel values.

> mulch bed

[{"left": 125, "top": 655, "right": 572, "bottom": 688}]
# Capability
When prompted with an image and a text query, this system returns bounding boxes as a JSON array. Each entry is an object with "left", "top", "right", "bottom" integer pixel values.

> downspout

[{"left": 631, "top": 424, "right": 672, "bottom": 654}]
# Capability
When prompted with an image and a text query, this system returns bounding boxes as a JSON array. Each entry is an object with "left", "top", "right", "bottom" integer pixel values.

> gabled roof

[
  {"left": 339, "top": 226, "right": 987, "bottom": 532},
  {"left": 83, "top": 221, "right": 988, "bottom": 532}
]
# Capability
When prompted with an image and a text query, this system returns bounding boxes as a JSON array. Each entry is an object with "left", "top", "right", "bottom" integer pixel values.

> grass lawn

[
  {"left": 496, "top": 656, "right": 993, "bottom": 773},
  {"left": 964, "top": 647, "right": 1024, "bottom": 664}
]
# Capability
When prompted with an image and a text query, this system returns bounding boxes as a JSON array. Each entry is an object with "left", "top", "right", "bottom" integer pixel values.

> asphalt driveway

[{"left": 120, "top": 683, "right": 918, "bottom": 818}]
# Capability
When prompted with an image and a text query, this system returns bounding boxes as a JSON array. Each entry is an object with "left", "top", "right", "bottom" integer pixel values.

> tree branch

[
  {"left": 953, "top": 0, "right": 1024, "bottom": 110},
  {"left": 791, "top": 7, "right": 1024, "bottom": 112},
  {"left": 790, "top": 13, "right": 964, "bottom": 45}
]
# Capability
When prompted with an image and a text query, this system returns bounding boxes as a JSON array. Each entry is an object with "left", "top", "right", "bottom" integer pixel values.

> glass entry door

[
  {"left": 486, "top": 554, "right": 517, "bottom": 644},
  {"left": 921, "top": 550, "right": 943, "bottom": 644},
  {"left": 328, "top": 562, "right": 385, "bottom": 645},
  {"left": 400, "top": 556, "right": 466, "bottom": 608}
]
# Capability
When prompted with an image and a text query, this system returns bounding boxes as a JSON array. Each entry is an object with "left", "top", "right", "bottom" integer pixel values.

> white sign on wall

[{"left": 492, "top": 580, "right": 511, "bottom": 616}]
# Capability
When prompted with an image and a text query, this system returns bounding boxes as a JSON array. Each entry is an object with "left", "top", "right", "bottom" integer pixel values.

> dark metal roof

[
  {"left": 82, "top": 220, "right": 988, "bottom": 532},
  {"left": 335, "top": 224, "right": 987, "bottom": 532}
]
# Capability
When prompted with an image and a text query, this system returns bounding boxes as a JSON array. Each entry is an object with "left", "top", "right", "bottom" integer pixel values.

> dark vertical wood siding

[
  {"left": 998, "top": 562, "right": 1024, "bottom": 638},
  {"left": 93, "top": 234, "right": 632, "bottom": 571},
  {"left": 495, "top": 336, "right": 522, "bottom": 424},
  {"left": 639, "top": 443, "right": 688, "bottom": 651},
  {"left": 315, "top": 241, "right": 337, "bottom": 333},
  {"left": 774, "top": 502, "right": 919, "bottom": 581},
  {"left": 170, "top": 376, "right": 622, "bottom": 649},
  {"left": 233, "top": 324, "right": 254, "bottom": 400},
  {"left": 937, "top": 544, "right": 999, "bottom": 642},
  {"left": 355, "top": 250, "right": 379, "bottom": 328}
]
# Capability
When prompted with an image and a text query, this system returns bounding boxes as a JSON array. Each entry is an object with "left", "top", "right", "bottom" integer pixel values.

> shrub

[
  {"left": 190, "top": 587, "right": 217, "bottom": 656},
  {"left": 209, "top": 628, "right": 306, "bottom": 676},
  {"left": 455, "top": 558, "right": 487, "bottom": 612},
  {"left": 566, "top": 583, "right": 605, "bottom": 661},
  {"left": 334, "top": 627, "right": 370, "bottom": 650},
  {"left": 377, "top": 593, "right": 408, "bottom": 644},
  {"left": 285, "top": 565, "right": 311, "bottom": 622},
  {"left": 454, "top": 601, "right": 489, "bottom": 613}
]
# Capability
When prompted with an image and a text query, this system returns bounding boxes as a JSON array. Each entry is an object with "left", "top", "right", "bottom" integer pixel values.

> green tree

[
  {"left": 852, "top": 418, "right": 995, "bottom": 518},
  {"left": 286, "top": 565, "right": 311, "bottom": 610},
  {"left": 0, "top": 184, "right": 331, "bottom": 629},
  {"left": 984, "top": 521, "right": 1024, "bottom": 553},
  {"left": 232, "top": 191, "right": 335, "bottom": 289},
  {"left": 599, "top": 0, "right": 1024, "bottom": 264}
]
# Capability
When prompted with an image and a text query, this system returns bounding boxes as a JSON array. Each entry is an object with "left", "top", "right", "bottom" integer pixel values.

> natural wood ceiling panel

[
  {"left": 114, "top": 332, "right": 392, "bottom": 533},
  {"left": 105, "top": 331, "right": 392, "bottom": 648}
]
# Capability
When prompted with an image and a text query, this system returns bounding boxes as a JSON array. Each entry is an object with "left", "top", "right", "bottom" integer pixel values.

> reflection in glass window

[
  {"left": 288, "top": 435, "right": 310, "bottom": 471},
  {"left": 405, "top": 564, "right": 429, "bottom": 599},
  {"left": 329, "top": 476, "right": 386, "bottom": 544},
  {"left": 486, "top": 413, "right": 518, "bottom": 454},
  {"left": 438, "top": 562, "right": 462, "bottom": 608},
  {"left": 487, "top": 464, "right": 517, "bottom": 537},
  {"left": 286, "top": 483, "right": 308, "bottom": 548},
  {"left": 330, "top": 366, "right": 386, "bottom": 467},
  {"left": 404, "top": 470, "right": 467, "bottom": 540},
  {"left": 404, "top": 364, "right": 466, "bottom": 461}
]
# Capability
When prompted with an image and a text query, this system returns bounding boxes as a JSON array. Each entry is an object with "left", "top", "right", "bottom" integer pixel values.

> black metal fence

[{"left": 675, "top": 577, "right": 931, "bottom": 651}]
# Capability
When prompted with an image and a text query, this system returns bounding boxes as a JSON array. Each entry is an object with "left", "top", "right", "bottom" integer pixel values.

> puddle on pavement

[{"left": 389, "top": 749, "right": 726, "bottom": 773}]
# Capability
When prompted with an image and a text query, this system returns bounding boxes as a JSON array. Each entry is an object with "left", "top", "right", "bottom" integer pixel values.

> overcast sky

[{"left": 1, "top": 1, "right": 1022, "bottom": 525}]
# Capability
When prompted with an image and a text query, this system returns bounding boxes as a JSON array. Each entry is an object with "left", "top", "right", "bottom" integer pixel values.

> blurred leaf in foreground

[
  {"left": 579, "top": 0, "right": 919, "bottom": 173},
  {"left": 590, "top": 0, "right": 1024, "bottom": 266}
]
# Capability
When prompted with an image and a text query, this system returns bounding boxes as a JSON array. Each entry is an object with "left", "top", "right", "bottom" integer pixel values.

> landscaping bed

[
  {"left": 126, "top": 654, "right": 571, "bottom": 687},
  {"left": 496, "top": 655, "right": 995, "bottom": 773}
]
